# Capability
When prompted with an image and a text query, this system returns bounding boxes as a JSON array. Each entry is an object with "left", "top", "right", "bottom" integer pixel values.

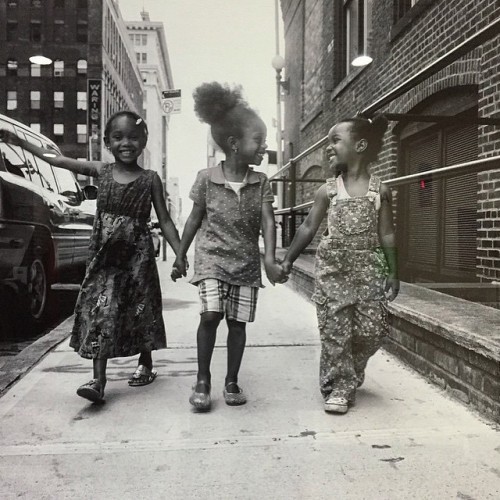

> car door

[
  {"left": 19, "top": 129, "right": 75, "bottom": 269},
  {"left": 50, "top": 165, "right": 94, "bottom": 267}
]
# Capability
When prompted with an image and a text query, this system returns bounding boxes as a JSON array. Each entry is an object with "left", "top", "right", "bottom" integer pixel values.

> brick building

[
  {"left": 0, "top": 0, "right": 143, "bottom": 182},
  {"left": 278, "top": 0, "right": 500, "bottom": 285}
]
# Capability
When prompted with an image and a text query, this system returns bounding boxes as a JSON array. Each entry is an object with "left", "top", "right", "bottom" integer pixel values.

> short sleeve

[
  {"left": 261, "top": 175, "right": 275, "bottom": 204},
  {"left": 189, "top": 170, "right": 208, "bottom": 209}
]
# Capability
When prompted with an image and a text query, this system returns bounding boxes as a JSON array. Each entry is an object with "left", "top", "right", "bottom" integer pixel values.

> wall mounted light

[
  {"left": 29, "top": 55, "right": 53, "bottom": 65},
  {"left": 351, "top": 54, "right": 373, "bottom": 67}
]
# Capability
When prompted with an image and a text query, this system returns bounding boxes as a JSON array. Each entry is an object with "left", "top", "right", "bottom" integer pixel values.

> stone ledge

[{"left": 386, "top": 282, "right": 500, "bottom": 364}]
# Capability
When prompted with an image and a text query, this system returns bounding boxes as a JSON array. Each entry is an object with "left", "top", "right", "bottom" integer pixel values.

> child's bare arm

[
  {"left": 261, "top": 201, "right": 286, "bottom": 284},
  {"left": 152, "top": 173, "right": 181, "bottom": 255},
  {"left": 0, "top": 128, "right": 103, "bottom": 177},
  {"left": 171, "top": 202, "right": 205, "bottom": 280},
  {"left": 281, "top": 184, "right": 329, "bottom": 272},
  {"left": 378, "top": 183, "right": 399, "bottom": 300}
]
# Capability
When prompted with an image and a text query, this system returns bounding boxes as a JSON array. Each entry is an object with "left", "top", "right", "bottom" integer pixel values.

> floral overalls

[{"left": 312, "top": 175, "right": 389, "bottom": 401}]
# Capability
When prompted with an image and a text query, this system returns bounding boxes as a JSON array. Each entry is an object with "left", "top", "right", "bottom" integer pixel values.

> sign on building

[
  {"left": 161, "top": 89, "right": 181, "bottom": 114},
  {"left": 87, "top": 79, "right": 102, "bottom": 161}
]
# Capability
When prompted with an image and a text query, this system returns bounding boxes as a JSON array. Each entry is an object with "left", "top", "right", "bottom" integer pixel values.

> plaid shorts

[{"left": 198, "top": 279, "right": 259, "bottom": 323}]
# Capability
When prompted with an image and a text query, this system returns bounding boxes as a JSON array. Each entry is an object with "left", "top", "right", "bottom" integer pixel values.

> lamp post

[{"left": 271, "top": 54, "right": 285, "bottom": 171}]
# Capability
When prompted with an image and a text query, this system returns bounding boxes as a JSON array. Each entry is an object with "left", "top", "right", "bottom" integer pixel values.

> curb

[{"left": 0, "top": 316, "right": 74, "bottom": 397}]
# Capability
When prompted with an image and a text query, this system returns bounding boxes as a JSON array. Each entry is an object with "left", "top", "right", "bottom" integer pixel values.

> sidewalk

[{"left": 0, "top": 259, "right": 499, "bottom": 499}]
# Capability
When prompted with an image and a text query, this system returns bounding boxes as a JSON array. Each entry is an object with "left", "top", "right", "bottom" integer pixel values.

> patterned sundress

[{"left": 70, "top": 163, "right": 166, "bottom": 359}]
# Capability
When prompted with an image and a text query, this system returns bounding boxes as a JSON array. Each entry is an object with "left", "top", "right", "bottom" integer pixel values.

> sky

[{"left": 117, "top": 0, "right": 284, "bottom": 206}]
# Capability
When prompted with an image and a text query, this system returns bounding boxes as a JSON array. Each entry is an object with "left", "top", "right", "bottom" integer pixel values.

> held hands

[
  {"left": 385, "top": 276, "right": 400, "bottom": 301},
  {"left": 171, "top": 255, "right": 189, "bottom": 282},
  {"left": 264, "top": 258, "right": 289, "bottom": 286}
]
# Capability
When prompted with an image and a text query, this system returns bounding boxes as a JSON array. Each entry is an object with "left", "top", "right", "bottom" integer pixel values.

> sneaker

[{"left": 324, "top": 395, "right": 349, "bottom": 414}]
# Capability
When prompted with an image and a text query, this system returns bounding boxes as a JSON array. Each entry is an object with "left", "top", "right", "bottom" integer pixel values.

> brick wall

[{"left": 280, "top": 0, "right": 500, "bottom": 281}]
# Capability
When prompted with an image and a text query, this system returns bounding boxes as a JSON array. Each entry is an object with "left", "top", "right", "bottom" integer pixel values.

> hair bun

[
  {"left": 370, "top": 114, "right": 389, "bottom": 135},
  {"left": 193, "top": 82, "right": 247, "bottom": 125}
]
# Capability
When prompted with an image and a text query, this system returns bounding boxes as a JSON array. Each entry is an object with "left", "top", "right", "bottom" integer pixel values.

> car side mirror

[{"left": 83, "top": 184, "right": 98, "bottom": 200}]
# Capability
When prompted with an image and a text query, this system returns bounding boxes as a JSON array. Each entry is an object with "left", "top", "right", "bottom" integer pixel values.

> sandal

[
  {"left": 128, "top": 365, "right": 158, "bottom": 387},
  {"left": 223, "top": 382, "right": 247, "bottom": 406},
  {"left": 76, "top": 379, "right": 105, "bottom": 403},
  {"left": 189, "top": 382, "right": 211, "bottom": 411}
]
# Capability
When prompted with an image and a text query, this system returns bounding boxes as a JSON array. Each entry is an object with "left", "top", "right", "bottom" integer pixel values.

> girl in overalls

[{"left": 282, "top": 115, "right": 399, "bottom": 414}]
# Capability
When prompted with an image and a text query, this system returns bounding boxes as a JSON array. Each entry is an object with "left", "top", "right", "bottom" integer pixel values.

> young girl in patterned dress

[
  {"left": 171, "top": 82, "right": 286, "bottom": 411},
  {"left": 0, "top": 111, "right": 183, "bottom": 402},
  {"left": 281, "top": 115, "right": 400, "bottom": 414}
]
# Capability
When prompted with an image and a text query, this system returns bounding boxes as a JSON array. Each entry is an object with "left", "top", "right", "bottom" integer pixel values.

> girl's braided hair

[
  {"left": 340, "top": 114, "right": 388, "bottom": 163},
  {"left": 193, "top": 82, "right": 259, "bottom": 150}
]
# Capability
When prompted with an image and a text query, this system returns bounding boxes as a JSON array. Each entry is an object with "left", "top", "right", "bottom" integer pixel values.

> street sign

[{"left": 161, "top": 89, "right": 181, "bottom": 114}]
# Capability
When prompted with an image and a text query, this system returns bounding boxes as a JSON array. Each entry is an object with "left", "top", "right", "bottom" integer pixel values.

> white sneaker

[{"left": 324, "top": 395, "right": 349, "bottom": 414}]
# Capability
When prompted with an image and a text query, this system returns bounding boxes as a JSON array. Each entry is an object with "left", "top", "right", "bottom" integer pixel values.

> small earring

[{"left": 232, "top": 146, "right": 238, "bottom": 154}]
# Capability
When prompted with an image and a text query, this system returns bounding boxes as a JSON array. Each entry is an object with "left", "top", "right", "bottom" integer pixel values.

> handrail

[
  {"left": 362, "top": 17, "right": 500, "bottom": 116},
  {"left": 276, "top": 155, "right": 500, "bottom": 216},
  {"left": 268, "top": 135, "right": 328, "bottom": 181},
  {"left": 269, "top": 18, "right": 500, "bottom": 181}
]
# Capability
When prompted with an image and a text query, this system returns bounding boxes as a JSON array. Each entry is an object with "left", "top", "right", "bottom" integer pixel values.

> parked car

[{"left": 0, "top": 114, "right": 96, "bottom": 325}]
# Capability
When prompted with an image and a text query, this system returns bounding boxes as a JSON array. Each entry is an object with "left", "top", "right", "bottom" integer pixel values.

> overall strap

[
  {"left": 325, "top": 177, "right": 338, "bottom": 200},
  {"left": 368, "top": 175, "right": 382, "bottom": 194}
]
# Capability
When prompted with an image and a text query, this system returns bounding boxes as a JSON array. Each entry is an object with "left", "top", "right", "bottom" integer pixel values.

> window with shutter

[{"left": 399, "top": 112, "right": 479, "bottom": 283}]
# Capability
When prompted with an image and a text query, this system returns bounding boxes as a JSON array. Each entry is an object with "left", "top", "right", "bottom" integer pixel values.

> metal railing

[{"left": 270, "top": 17, "right": 500, "bottom": 241}]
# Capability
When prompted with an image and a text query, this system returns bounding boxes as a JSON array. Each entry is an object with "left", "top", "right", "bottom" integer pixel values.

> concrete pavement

[{"left": 0, "top": 259, "right": 499, "bottom": 499}]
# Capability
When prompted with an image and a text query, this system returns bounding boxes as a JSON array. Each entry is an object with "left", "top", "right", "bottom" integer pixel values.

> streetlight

[
  {"left": 29, "top": 55, "right": 53, "bottom": 65},
  {"left": 271, "top": 54, "right": 285, "bottom": 171},
  {"left": 351, "top": 54, "right": 373, "bottom": 67}
]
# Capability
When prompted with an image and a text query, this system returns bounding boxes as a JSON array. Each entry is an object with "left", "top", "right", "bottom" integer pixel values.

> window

[
  {"left": 76, "top": 21, "right": 88, "bottom": 43},
  {"left": 338, "top": 0, "right": 373, "bottom": 80},
  {"left": 77, "top": 91, "right": 87, "bottom": 110},
  {"left": 30, "top": 123, "right": 41, "bottom": 133},
  {"left": 24, "top": 133, "right": 58, "bottom": 192},
  {"left": 54, "top": 167, "right": 80, "bottom": 204},
  {"left": 77, "top": 124, "right": 87, "bottom": 143},
  {"left": 54, "top": 20, "right": 64, "bottom": 42},
  {"left": 54, "top": 0, "right": 64, "bottom": 7},
  {"left": 30, "top": 21, "right": 42, "bottom": 43},
  {"left": 7, "top": 22, "right": 17, "bottom": 42},
  {"left": 136, "top": 53, "right": 141, "bottom": 64},
  {"left": 31, "top": 63, "right": 41, "bottom": 77},
  {"left": 30, "top": 91, "right": 41, "bottom": 109},
  {"left": 142, "top": 34, "right": 147, "bottom": 45},
  {"left": 7, "top": 1, "right": 18, "bottom": 7},
  {"left": 77, "top": 0, "right": 87, "bottom": 8},
  {"left": 54, "top": 60, "right": 64, "bottom": 77},
  {"left": 53, "top": 124, "right": 64, "bottom": 140},
  {"left": 7, "top": 91, "right": 17, "bottom": 110},
  {"left": 394, "top": 0, "right": 419, "bottom": 22},
  {"left": 7, "top": 59, "right": 18, "bottom": 76},
  {"left": 0, "top": 137, "right": 31, "bottom": 179},
  {"left": 77, "top": 59, "right": 87, "bottom": 74},
  {"left": 31, "top": 0, "right": 42, "bottom": 7},
  {"left": 142, "top": 53, "right": 147, "bottom": 63},
  {"left": 54, "top": 91, "right": 64, "bottom": 109}
]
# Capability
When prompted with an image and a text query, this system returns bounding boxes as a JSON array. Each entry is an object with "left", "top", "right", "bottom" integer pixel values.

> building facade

[
  {"left": 126, "top": 9, "right": 174, "bottom": 180},
  {"left": 0, "top": 0, "right": 143, "bottom": 183},
  {"left": 279, "top": 0, "right": 500, "bottom": 285}
]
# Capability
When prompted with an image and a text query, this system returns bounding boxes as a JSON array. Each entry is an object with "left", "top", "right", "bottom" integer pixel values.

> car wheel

[
  {"left": 26, "top": 256, "right": 49, "bottom": 321},
  {"left": 21, "top": 235, "right": 52, "bottom": 325}
]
